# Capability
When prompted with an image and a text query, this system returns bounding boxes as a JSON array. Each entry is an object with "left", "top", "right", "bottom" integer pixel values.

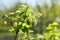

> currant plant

[
  {"left": 45, "top": 22, "right": 60, "bottom": 40},
  {"left": 3, "top": 4, "right": 37, "bottom": 40}
]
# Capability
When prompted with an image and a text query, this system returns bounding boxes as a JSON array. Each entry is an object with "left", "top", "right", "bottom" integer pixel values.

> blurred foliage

[{"left": 43, "top": 22, "right": 60, "bottom": 40}]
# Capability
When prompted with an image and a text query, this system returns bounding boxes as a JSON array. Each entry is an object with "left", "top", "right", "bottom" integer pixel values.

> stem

[
  {"left": 14, "top": 32, "right": 18, "bottom": 40},
  {"left": 27, "top": 31, "right": 30, "bottom": 40},
  {"left": 14, "top": 18, "right": 19, "bottom": 40}
]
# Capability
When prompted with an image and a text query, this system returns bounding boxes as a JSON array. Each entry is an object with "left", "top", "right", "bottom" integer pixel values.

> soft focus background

[{"left": 0, "top": 0, "right": 60, "bottom": 40}]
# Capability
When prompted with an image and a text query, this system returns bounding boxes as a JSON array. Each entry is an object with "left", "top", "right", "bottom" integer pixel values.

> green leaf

[
  {"left": 5, "top": 15, "right": 8, "bottom": 18},
  {"left": 26, "top": 25, "right": 30, "bottom": 28},
  {"left": 29, "top": 30, "right": 34, "bottom": 32},
  {"left": 4, "top": 21, "right": 7, "bottom": 24},
  {"left": 22, "top": 27, "right": 28, "bottom": 32},
  {"left": 13, "top": 22, "right": 17, "bottom": 26},
  {"left": 52, "top": 22, "right": 59, "bottom": 26},
  {"left": 21, "top": 4, "right": 27, "bottom": 9},
  {"left": 16, "top": 10, "right": 22, "bottom": 13},
  {"left": 9, "top": 27, "right": 15, "bottom": 32},
  {"left": 9, "top": 12, "right": 15, "bottom": 15},
  {"left": 27, "top": 8, "right": 33, "bottom": 13},
  {"left": 22, "top": 23, "right": 26, "bottom": 27},
  {"left": 46, "top": 27, "right": 53, "bottom": 30},
  {"left": 18, "top": 22, "right": 22, "bottom": 25}
]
